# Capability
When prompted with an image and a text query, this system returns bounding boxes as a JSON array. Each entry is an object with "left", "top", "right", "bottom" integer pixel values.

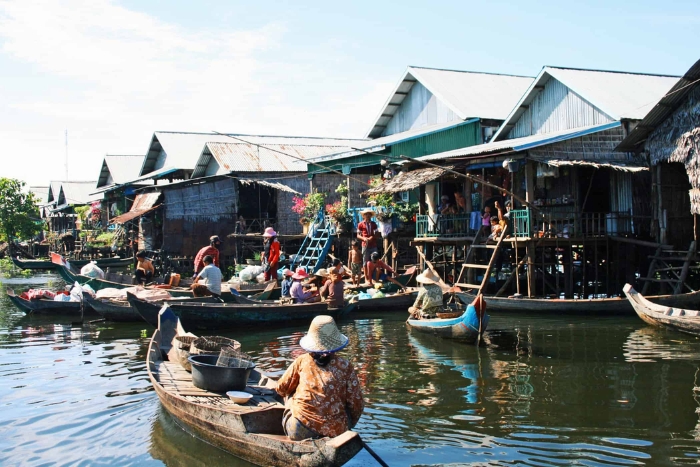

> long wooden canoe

[
  {"left": 6, "top": 289, "right": 97, "bottom": 316},
  {"left": 407, "top": 304, "right": 488, "bottom": 343},
  {"left": 129, "top": 292, "right": 357, "bottom": 329},
  {"left": 13, "top": 254, "right": 133, "bottom": 270},
  {"left": 148, "top": 307, "right": 362, "bottom": 466},
  {"left": 624, "top": 284, "right": 700, "bottom": 336},
  {"left": 457, "top": 289, "right": 700, "bottom": 315},
  {"left": 352, "top": 288, "right": 419, "bottom": 312},
  {"left": 84, "top": 294, "right": 223, "bottom": 323}
]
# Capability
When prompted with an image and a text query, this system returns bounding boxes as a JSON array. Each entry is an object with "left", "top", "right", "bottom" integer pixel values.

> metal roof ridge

[
  {"left": 154, "top": 130, "right": 367, "bottom": 141},
  {"left": 407, "top": 65, "right": 534, "bottom": 79},
  {"left": 544, "top": 65, "right": 681, "bottom": 78}
]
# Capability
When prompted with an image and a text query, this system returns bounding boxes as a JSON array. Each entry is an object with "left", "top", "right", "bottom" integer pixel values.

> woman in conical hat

[
  {"left": 408, "top": 269, "right": 444, "bottom": 319},
  {"left": 275, "top": 316, "right": 364, "bottom": 441}
]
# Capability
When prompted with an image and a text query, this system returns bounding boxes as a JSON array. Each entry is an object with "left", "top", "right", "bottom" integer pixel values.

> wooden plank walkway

[{"left": 156, "top": 361, "right": 283, "bottom": 412}]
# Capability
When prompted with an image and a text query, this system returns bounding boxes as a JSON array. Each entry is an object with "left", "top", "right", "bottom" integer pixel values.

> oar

[{"left": 362, "top": 440, "right": 389, "bottom": 467}]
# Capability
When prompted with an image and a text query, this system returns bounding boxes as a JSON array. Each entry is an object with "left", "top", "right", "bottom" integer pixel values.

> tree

[{"left": 0, "top": 178, "right": 40, "bottom": 243}]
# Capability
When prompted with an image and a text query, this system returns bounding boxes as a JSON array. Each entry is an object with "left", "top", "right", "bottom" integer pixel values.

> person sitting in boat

[
  {"left": 261, "top": 227, "right": 280, "bottom": 282},
  {"left": 320, "top": 268, "right": 346, "bottom": 309},
  {"left": 275, "top": 315, "right": 364, "bottom": 441},
  {"left": 309, "top": 269, "right": 330, "bottom": 300},
  {"left": 193, "top": 235, "right": 222, "bottom": 278},
  {"left": 290, "top": 268, "right": 320, "bottom": 303},
  {"left": 192, "top": 255, "right": 222, "bottom": 298},
  {"left": 365, "top": 252, "right": 405, "bottom": 290},
  {"left": 134, "top": 250, "right": 154, "bottom": 285},
  {"left": 408, "top": 269, "right": 444, "bottom": 319},
  {"left": 281, "top": 269, "right": 294, "bottom": 297}
]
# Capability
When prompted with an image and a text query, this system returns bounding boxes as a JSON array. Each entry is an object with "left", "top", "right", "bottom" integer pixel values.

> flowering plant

[
  {"left": 326, "top": 200, "right": 351, "bottom": 224},
  {"left": 366, "top": 176, "right": 396, "bottom": 221},
  {"left": 292, "top": 191, "right": 326, "bottom": 223}
]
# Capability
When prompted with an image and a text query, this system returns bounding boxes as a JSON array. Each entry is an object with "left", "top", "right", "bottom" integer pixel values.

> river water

[{"left": 2, "top": 272, "right": 700, "bottom": 466}]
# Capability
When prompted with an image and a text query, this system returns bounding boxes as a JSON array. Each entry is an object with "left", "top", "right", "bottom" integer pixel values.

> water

[{"left": 2, "top": 272, "right": 700, "bottom": 466}]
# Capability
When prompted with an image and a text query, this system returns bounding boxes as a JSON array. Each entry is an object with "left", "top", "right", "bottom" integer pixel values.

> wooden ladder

[
  {"left": 641, "top": 241, "right": 696, "bottom": 295},
  {"left": 454, "top": 224, "right": 509, "bottom": 295}
]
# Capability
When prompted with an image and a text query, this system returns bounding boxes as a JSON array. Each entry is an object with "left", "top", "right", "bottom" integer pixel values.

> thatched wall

[
  {"left": 162, "top": 178, "right": 237, "bottom": 258},
  {"left": 647, "top": 86, "right": 700, "bottom": 213},
  {"left": 529, "top": 127, "right": 637, "bottom": 163}
]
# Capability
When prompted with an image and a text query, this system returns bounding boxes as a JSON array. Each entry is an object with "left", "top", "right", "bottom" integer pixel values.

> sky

[{"left": 1, "top": 0, "right": 699, "bottom": 188}]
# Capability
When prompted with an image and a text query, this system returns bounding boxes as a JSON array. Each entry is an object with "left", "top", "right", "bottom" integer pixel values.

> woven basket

[
  {"left": 174, "top": 335, "right": 197, "bottom": 371},
  {"left": 190, "top": 336, "right": 241, "bottom": 356}
]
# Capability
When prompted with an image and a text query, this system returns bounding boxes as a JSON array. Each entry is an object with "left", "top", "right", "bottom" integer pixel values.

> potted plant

[
  {"left": 247, "top": 252, "right": 262, "bottom": 266},
  {"left": 292, "top": 191, "right": 326, "bottom": 233},
  {"left": 366, "top": 177, "right": 396, "bottom": 236}
]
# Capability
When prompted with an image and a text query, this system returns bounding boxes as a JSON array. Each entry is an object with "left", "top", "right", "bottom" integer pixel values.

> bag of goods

[{"left": 80, "top": 261, "right": 105, "bottom": 279}]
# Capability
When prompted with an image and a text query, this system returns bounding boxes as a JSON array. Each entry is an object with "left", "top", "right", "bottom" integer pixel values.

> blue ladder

[{"left": 291, "top": 209, "right": 334, "bottom": 274}]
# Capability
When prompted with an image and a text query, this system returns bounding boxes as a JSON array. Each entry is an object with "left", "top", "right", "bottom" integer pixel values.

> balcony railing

[{"left": 414, "top": 208, "right": 646, "bottom": 239}]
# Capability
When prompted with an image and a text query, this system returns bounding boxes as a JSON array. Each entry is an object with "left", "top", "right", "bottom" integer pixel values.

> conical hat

[
  {"left": 299, "top": 315, "right": 349, "bottom": 353},
  {"left": 416, "top": 269, "right": 440, "bottom": 285}
]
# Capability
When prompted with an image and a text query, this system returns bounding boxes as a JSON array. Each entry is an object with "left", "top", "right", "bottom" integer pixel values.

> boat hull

[
  {"left": 458, "top": 289, "right": 700, "bottom": 314},
  {"left": 407, "top": 306, "right": 487, "bottom": 343},
  {"left": 130, "top": 293, "right": 355, "bottom": 329},
  {"left": 6, "top": 290, "right": 96, "bottom": 316},
  {"left": 624, "top": 284, "right": 700, "bottom": 337},
  {"left": 353, "top": 290, "right": 418, "bottom": 312},
  {"left": 147, "top": 310, "right": 363, "bottom": 466}
]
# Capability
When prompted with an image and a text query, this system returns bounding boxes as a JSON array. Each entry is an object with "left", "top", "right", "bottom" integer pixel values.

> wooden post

[{"left": 527, "top": 240, "right": 536, "bottom": 298}]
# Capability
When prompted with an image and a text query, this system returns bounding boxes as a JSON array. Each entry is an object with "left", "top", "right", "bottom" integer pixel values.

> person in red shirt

[
  {"left": 194, "top": 235, "right": 221, "bottom": 276},
  {"left": 261, "top": 227, "right": 280, "bottom": 281},
  {"left": 356, "top": 209, "right": 379, "bottom": 267},
  {"left": 365, "top": 251, "right": 405, "bottom": 290}
]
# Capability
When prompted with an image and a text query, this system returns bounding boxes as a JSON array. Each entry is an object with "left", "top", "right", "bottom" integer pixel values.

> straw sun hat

[
  {"left": 262, "top": 227, "right": 277, "bottom": 237},
  {"left": 416, "top": 269, "right": 440, "bottom": 285},
  {"left": 360, "top": 208, "right": 374, "bottom": 216},
  {"left": 299, "top": 315, "right": 349, "bottom": 353}
]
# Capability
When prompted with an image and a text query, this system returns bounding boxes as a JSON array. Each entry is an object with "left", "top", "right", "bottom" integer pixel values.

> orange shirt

[{"left": 276, "top": 353, "right": 364, "bottom": 438}]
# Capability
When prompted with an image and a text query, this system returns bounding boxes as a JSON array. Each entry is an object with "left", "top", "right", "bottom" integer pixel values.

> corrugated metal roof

[
  {"left": 417, "top": 122, "right": 622, "bottom": 161},
  {"left": 28, "top": 186, "right": 50, "bottom": 204},
  {"left": 492, "top": 66, "right": 679, "bottom": 142},
  {"left": 47, "top": 181, "right": 62, "bottom": 203},
  {"left": 194, "top": 140, "right": 354, "bottom": 176},
  {"left": 58, "top": 181, "right": 100, "bottom": 205},
  {"left": 617, "top": 58, "right": 700, "bottom": 153},
  {"left": 307, "top": 119, "right": 478, "bottom": 164},
  {"left": 366, "top": 66, "right": 534, "bottom": 138},
  {"left": 97, "top": 155, "right": 144, "bottom": 187},
  {"left": 141, "top": 131, "right": 366, "bottom": 176}
]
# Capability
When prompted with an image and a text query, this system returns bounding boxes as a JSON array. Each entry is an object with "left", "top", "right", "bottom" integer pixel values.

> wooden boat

[
  {"left": 407, "top": 303, "right": 488, "bottom": 343},
  {"left": 6, "top": 289, "right": 97, "bottom": 316},
  {"left": 352, "top": 288, "right": 419, "bottom": 312},
  {"left": 84, "top": 294, "right": 223, "bottom": 323},
  {"left": 147, "top": 307, "right": 363, "bottom": 466},
  {"left": 12, "top": 254, "right": 133, "bottom": 271},
  {"left": 457, "top": 289, "right": 700, "bottom": 315},
  {"left": 129, "top": 292, "right": 357, "bottom": 329},
  {"left": 624, "top": 284, "right": 700, "bottom": 336}
]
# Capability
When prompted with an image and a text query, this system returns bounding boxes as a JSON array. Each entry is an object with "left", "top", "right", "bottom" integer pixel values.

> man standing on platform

[
  {"left": 194, "top": 235, "right": 222, "bottom": 278},
  {"left": 357, "top": 209, "right": 379, "bottom": 267}
]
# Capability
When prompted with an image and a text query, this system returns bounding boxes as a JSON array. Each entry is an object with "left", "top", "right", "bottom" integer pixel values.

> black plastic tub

[{"left": 188, "top": 355, "right": 255, "bottom": 392}]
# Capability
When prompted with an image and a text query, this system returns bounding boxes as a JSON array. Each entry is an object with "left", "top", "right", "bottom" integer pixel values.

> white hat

[
  {"left": 262, "top": 227, "right": 277, "bottom": 237},
  {"left": 360, "top": 208, "right": 374, "bottom": 216},
  {"left": 299, "top": 315, "right": 349, "bottom": 353},
  {"left": 416, "top": 269, "right": 440, "bottom": 285},
  {"left": 313, "top": 268, "right": 329, "bottom": 278}
]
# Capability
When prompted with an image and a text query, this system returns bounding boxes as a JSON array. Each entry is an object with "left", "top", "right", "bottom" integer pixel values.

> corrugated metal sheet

[
  {"left": 509, "top": 78, "right": 614, "bottom": 139},
  {"left": 617, "top": 58, "right": 700, "bottom": 152},
  {"left": 383, "top": 81, "right": 459, "bottom": 136},
  {"left": 389, "top": 121, "right": 481, "bottom": 159},
  {"left": 110, "top": 192, "right": 161, "bottom": 224},
  {"left": 142, "top": 132, "right": 366, "bottom": 176},
  {"left": 418, "top": 122, "right": 622, "bottom": 161},
  {"left": 47, "top": 182, "right": 62, "bottom": 203},
  {"left": 29, "top": 186, "right": 49, "bottom": 204},
  {"left": 492, "top": 66, "right": 679, "bottom": 142},
  {"left": 195, "top": 141, "right": 352, "bottom": 176},
  {"left": 59, "top": 181, "right": 100, "bottom": 205},
  {"left": 96, "top": 155, "right": 144, "bottom": 188},
  {"left": 366, "top": 66, "right": 534, "bottom": 138}
]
